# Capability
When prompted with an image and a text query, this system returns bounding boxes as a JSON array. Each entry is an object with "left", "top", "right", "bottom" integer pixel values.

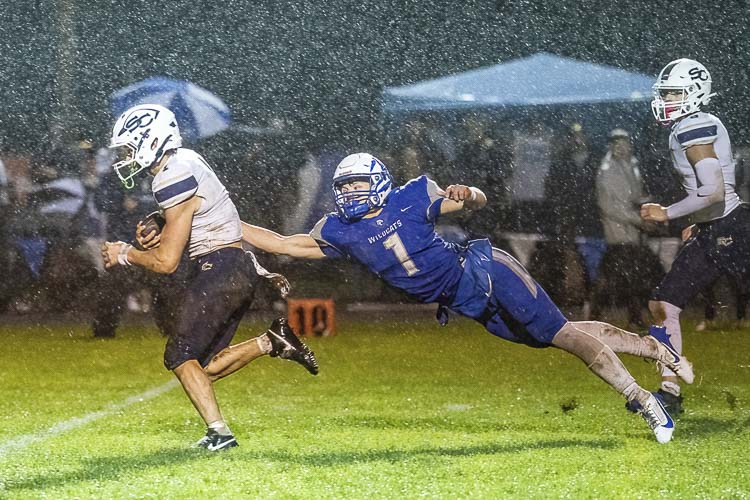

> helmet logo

[
  {"left": 688, "top": 67, "right": 709, "bottom": 81},
  {"left": 119, "top": 108, "right": 161, "bottom": 137}
]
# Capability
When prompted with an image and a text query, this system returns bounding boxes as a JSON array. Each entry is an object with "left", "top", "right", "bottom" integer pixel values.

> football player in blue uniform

[
  {"left": 101, "top": 104, "right": 318, "bottom": 451},
  {"left": 240, "top": 152, "right": 694, "bottom": 443},
  {"left": 640, "top": 58, "right": 750, "bottom": 414}
]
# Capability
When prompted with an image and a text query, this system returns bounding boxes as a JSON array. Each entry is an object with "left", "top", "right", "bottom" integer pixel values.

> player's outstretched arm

[
  {"left": 439, "top": 184, "right": 487, "bottom": 214},
  {"left": 240, "top": 222, "right": 326, "bottom": 259}
]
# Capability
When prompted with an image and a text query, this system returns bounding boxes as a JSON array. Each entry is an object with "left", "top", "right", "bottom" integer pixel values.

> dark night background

[{"left": 2, "top": 0, "right": 749, "bottom": 151}]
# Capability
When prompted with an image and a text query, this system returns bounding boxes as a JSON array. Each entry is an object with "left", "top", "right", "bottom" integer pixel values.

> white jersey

[
  {"left": 669, "top": 112, "right": 740, "bottom": 222},
  {"left": 151, "top": 148, "right": 242, "bottom": 258}
]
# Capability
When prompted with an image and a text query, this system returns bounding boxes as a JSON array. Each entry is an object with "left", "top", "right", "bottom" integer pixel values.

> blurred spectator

[
  {"left": 455, "top": 114, "right": 512, "bottom": 239},
  {"left": 543, "top": 123, "right": 604, "bottom": 316},
  {"left": 2, "top": 144, "right": 100, "bottom": 312},
  {"left": 283, "top": 142, "right": 342, "bottom": 235},
  {"left": 510, "top": 120, "right": 552, "bottom": 204},
  {"left": 594, "top": 128, "right": 662, "bottom": 328},
  {"left": 395, "top": 116, "right": 454, "bottom": 184}
]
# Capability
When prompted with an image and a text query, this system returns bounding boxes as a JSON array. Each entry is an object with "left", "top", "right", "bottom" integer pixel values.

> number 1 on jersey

[{"left": 383, "top": 232, "right": 420, "bottom": 276}]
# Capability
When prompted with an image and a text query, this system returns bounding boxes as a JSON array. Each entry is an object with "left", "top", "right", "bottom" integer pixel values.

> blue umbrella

[{"left": 110, "top": 77, "right": 231, "bottom": 141}]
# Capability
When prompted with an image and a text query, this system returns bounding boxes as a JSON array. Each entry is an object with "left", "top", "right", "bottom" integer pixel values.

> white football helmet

[
  {"left": 651, "top": 58, "right": 716, "bottom": 124},
  {"left": 109, "top": 104, "right": 182, "bottom": 189},
  {"left": 332, "top": 153, "right": 393, "bottom": 221}
]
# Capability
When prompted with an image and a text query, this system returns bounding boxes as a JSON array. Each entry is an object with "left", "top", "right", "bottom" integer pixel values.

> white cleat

[
  {"left": 637, "top": 393, "right": 675, "bottom": 444},
  {"left": 649, "top": 325, "right": 694, "bottom": 384}
]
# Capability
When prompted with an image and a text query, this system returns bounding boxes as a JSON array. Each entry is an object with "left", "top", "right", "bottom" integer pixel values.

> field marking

[{"left": 0, "top": 379, "right": 179, "bottom": 457}]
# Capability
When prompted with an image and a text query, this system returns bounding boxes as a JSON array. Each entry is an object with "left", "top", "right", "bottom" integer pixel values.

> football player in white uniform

[
  {"left": 639, "top": 59, "right": 750, "bottom": 413},
  {"left": 101, "top": 104, "right": 318, "bottom": 451}
]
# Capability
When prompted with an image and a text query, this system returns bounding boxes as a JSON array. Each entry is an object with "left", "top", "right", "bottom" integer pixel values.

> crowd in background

[{"left": 1, "top": 113, "right": 749, "bottom": 330}]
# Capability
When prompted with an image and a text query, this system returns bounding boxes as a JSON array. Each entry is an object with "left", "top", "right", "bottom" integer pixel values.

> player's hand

[
  {"left": 101, "top": 241, "right": 126, "bottom": 269},
  {"left": 136, "top": 221, "right": 161, "bottom": 249},
  {"left": 681, "top": 224, "right": 696, "bottom": 242},
  {"left": 640, "top": 203, "right": 668, "bottom": 222},
  {"left": 443, "top": 184, "right": 472, "bottom": 202}
]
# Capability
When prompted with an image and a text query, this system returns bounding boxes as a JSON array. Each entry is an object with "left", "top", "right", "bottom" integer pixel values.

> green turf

[{"left": 0, "top": 316, "right": 748, "bottom": 499}]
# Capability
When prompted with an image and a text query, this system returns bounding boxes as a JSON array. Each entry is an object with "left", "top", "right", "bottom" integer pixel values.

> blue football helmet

[{"left": 332, "top": 153, "right": 393, "bottom": 222}]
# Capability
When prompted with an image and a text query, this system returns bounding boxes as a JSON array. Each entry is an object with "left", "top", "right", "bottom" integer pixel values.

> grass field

[{"left": 1, "top": 313, "right": 749, "bottom": 499}]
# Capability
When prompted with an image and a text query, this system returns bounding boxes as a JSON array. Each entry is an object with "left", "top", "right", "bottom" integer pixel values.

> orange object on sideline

[{"left": 286, "top": 298, "right": 336, "bottom": 337}]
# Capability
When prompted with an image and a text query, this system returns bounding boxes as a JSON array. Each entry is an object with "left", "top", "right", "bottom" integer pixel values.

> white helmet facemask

[
  {"left": 109, "top": 104, "right": 182, "bottom": 189},
  {"left": 651, "top": 58, "right": 716, "bottom": 124}
]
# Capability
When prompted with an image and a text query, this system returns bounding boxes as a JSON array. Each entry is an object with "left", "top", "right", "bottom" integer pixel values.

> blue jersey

[{"left": 310, "top": 176, "right": 464, "bottom": 303}]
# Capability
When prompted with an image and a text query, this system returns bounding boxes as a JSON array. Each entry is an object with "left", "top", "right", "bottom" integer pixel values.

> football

[{"left": 133, "top": 210, "right": 166, "bottom": 249}]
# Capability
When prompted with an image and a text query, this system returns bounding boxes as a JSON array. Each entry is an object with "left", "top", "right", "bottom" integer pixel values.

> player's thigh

[
  {"left": 488, "top": 247, "right": 567, "bottom": 344},
  {"left": 481, "top": 310, "right": 552, "bottom": 348},
  {"left": 651, "top": 237, "right": 720, "bottom": 309},
  {"left": 164, "top": 249, "right": 256, "bottom": 370},
  {"left": 712, "top": 205, "right": 750, "bottom": 280}
]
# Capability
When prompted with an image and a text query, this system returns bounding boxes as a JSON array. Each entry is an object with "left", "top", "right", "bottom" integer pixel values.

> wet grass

[{"left": 0, "top": 315, "right": 748, "bottom": 498}]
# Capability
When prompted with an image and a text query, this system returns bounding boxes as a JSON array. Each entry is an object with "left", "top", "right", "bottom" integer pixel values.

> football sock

[
  {"left": 571, "top": 321, "right": 661, "bottom": 359},
  {"left": 256, "top": 335, "right": 272, "bottom": 354},
  {"left": 552, "top": 323, "right": 637, "bottom": 395},
  {"left": 623, "top": 382, "right": 651, "bottom": 405},
  {"left": 208, "top": 420, "right": 232, "bottom": 436},
  {"left": 660, "top": 302, "right": 683, "bottom": 378},
  {"left": 661, "top": 380, "right": 681, "bottom": 397}
]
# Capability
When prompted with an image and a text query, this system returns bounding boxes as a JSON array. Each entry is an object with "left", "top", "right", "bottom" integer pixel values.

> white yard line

[{"left": 0, "top": 379, "right": 179, "bottom": 457}]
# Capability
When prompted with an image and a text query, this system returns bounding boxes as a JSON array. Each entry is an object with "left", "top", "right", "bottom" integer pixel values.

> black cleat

[
  {"left": 655, "top": 389, "right": 683, "bottom": 415},
  {"left": 625, "top": 389, "right": 684, "bottom": 415},
  {"left": 266, "top": 318, "right": 319, "bottom": 375},
  {"left": 194, "top": 429, "right": 238, "bottom": 451}
]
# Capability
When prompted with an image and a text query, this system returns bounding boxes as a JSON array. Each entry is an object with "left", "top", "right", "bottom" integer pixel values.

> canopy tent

[
  {"left": 382, "top": 52, "right": 655, "bottom": 112},
  {"left": 381, "top": 54, "right": 660, "bottom": 235}
]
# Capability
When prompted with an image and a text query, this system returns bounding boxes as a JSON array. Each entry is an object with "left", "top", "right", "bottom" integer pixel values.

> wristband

[{"left": 117, "top": 243, "right": 133, "bottom": 266}]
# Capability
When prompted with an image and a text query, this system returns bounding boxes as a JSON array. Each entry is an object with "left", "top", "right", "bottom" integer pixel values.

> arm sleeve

[
  {"left": 424, "top": 177, "right": 444, "bottom": 221},
  {"left": 666, "top": 157, "right": 724, "bottom": 219}
]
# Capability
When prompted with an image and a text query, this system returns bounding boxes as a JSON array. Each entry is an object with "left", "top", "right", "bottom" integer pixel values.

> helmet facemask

[{"left": 112, "top": 143, "right": 145, "bottom": 190}]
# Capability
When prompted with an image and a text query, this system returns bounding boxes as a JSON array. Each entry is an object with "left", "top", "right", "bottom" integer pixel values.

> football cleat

[
  {"left": 630, "top": 393, "right": 675, "bottom": 444},
  {"left": 648, "top": 325, "right": 694, "bottom": 384},
  {"left": 625, "top": 389, "right": 684, "bottom": 416},
  {"left": 194, "top": 429, "right": 238, "bottom": 451},
  {"left": 655, "top": 389, "right": 683, "bottom": 415},
  {"left": 266, "top": 318, "right": 319, "bottom": 375}
]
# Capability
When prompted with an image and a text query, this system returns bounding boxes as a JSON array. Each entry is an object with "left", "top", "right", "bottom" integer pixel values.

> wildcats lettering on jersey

[
  {"left": 311, "top": 175, "right": 464, "bottom": 304},
  {"left": 367, "top": 219, "right": 403, "bottom": 244}
]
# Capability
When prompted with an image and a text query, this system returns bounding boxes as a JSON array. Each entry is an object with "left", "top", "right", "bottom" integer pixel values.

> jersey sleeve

[
  {"left": 674, "top": 114, "right": 718, "bottom": 149},
  {"left": 152, "top": 160, "right": 199, "bottom": 210},
  {"left": 309, "top": 215, "right": 344, "bottom": 258},
  {"left": 424, "top": 177, "right": 444, "bottom": 221},
  {"left": 400, "top": 175, "right": 444, "bottom": 222}
]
